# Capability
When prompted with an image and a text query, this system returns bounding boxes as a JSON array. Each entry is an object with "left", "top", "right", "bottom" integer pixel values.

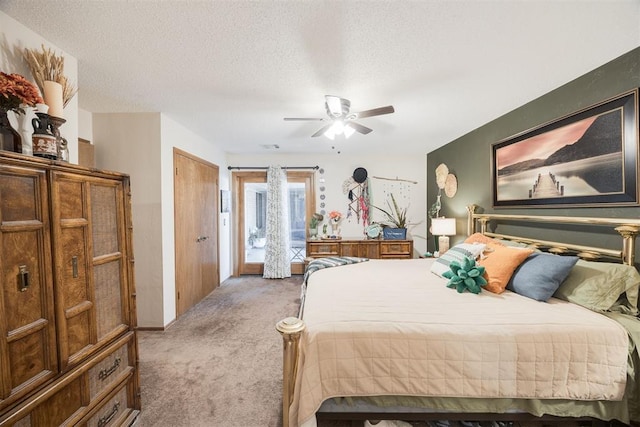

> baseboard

[{"left": 136, "top": 318, "right": 176, "bottom": 332}]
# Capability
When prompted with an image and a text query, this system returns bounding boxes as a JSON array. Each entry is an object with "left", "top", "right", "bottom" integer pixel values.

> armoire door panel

[
  {"left": 54, "top": 179, "right": 86, "bottom": 220},
  {"left": 90, "top": 184, "right": 120, "bottom": 257},
  {"left": 0, "top": 174, "right": 39, "bottom": 222},
  {"left": 65, "top": 309, "right": 92, "bottom": 360},
  {"left": 8, "top": 328, "right": 50, "bottom": 390},
  {"left": 58, "top": 227, "right": 90, "bottom": 307},
  {"left": 0, "top": 164, "right": 57, "bottom": 411},
  {"left": 93, "top": 260, "right": 126, "bottom": 341},
  {"left": 3, "top": 231, "right": 47, "bottom": 330},
  {"left": 90, "top": 180, "right": 128, "bottom": 338}
]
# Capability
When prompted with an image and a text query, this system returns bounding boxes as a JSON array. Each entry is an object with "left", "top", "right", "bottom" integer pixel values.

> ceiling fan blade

[
  {"left": 354, "top": 105, "right": 395, "bottom": 119},
  {"left": 311, "top": 123, "right": 334, "bottom": 137},
  {"left": 348, "top": 121, "right": 373, "bottom": 135},
  {"left": 283, "top": 117, "right": 324, "bottom": 121}
]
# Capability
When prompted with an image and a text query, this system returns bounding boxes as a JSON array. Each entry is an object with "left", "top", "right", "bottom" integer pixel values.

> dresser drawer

[
  {"left": 88, "top": 334, "right": 135, "bottom": 402},
  {"left": 307, "top": 242, "right": 339, "bottom": 257},
  {"left": 380, "top": 241, "right": 412, "bottom": 258},
  {"left": 83, "top": 374, "right": 138, "bottom": 427}
]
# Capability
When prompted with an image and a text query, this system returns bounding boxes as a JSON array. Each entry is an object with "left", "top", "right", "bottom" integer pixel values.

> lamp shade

[{"left": 431, "top": 217, "right": 456, "bottom": 236}]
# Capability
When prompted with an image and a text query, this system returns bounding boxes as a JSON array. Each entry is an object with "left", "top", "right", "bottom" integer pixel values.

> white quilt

[{"left": 291, "top": 259, "right": 629, "bottom": 427}]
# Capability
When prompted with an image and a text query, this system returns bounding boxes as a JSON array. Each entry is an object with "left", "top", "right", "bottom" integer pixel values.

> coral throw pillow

[
  {"left": 464, "top": 232, "right": 503, "bottom": 246},
  {"left": 478, "top": 243, "right": 534, "bottom": 294}
]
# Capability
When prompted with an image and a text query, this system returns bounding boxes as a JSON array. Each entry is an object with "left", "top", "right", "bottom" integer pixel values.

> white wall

[
  {"left": 78, "top": 108, "right": 93, "bottom": 141},
  {"left": 92, "top": 112, "right": 231, "bottom": 328},
  {"left": 226, "top": 153, "right": 429, "bottom": 257},
  {"left": 92, "top": 113, "right": 164, "bottom": 328},
  {"left": 0, "top": 11, "right": 79, "bottom": 163}
]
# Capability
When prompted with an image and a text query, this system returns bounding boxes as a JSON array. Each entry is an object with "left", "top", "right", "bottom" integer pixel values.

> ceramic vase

[
  {"left": 17, "top": 105, "right": 36, "bottom": 155},
  {"left": 330, "top": 221, "right": 341, "bottom": 236},
  {"left": 31, "top": 112, "right": 58, "bottom": 160}
]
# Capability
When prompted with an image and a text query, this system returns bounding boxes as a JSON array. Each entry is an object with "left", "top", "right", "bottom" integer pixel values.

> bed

[{"left": 277, "top": 206, "right": 640, "bottom": 427}]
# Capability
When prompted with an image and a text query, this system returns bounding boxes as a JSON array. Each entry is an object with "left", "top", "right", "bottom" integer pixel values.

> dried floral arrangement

[
  {"left": 0, "top": 72, "right": 43, "bottom": 113},
  {"left": 23, "top": 44, "right": 77, "bottom": 107}
]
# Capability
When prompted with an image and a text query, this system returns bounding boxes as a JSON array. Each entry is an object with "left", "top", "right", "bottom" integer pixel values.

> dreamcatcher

[{"left": 343, "top": 167, "right": 370, "bottom": 226}]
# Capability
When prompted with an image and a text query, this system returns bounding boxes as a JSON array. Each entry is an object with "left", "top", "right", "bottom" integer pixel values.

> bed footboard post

[
  {"left": 615, "top": 225, "right": 640, "bottom": 265},
  {"left": 276, "top": 317, "right": 306, "bottom": 427}
]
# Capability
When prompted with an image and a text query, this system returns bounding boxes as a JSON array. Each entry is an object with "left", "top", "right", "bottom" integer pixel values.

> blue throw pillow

[{"left": 507, "top": 252, "right": 578, "bottom": 301}]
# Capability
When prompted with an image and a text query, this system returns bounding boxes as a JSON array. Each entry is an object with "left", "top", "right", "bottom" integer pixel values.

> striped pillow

[{"left": 430, "top": 243, "right": 486, "bottom": 278}]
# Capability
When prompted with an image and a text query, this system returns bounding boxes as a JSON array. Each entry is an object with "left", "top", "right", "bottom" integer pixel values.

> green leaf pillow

[{"left": 443, "top": 256, "right": 487, "bottom": 294}]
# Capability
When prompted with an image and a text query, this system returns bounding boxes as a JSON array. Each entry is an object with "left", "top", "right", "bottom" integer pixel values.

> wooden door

[
  {"left": 0, "top": 164, "right": 57, "bottom": 411},
  {"left": 174, "top": 149, "right": 219, "bottom": 317}
]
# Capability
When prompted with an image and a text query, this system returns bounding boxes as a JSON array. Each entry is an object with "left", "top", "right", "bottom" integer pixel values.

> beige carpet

[
  {"left": 135, "top": 275, "right": 614, "bottom": 427},
  {"left": 137, "top": 275, "right": 303, "bottom": 427}
]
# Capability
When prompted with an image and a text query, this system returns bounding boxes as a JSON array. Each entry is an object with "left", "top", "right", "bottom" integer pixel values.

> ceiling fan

[{"left": 284, "top": 95, "right": 395, "bottom": 140}]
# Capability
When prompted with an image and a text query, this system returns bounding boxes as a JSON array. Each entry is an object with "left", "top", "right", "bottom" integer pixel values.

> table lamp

[{"left": 431, "top": 217, "right": 456, "bottom": 256}]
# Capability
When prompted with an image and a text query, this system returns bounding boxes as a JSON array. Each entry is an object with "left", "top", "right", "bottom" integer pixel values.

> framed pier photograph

[{"left": 491, "top": 89, "right": 638, "bottom": 208}]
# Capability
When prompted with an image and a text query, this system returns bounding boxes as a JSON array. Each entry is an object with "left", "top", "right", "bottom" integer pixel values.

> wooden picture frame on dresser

[{"left": 0, "top": 151, "right": 140, "bottom": 426}]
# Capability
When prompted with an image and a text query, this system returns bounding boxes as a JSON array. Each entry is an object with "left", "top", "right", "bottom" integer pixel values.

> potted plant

[
  {"left": 309, "top": 213, "right": 323, "bottom": 239},
  {"left": 372, "top": 193, "right": 410, "bottom": 240}
]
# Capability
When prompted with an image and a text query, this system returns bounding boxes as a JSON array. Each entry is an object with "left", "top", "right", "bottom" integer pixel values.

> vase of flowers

[
  {"left": 328, "top": 210, "right": 342, "bottom": 236},
  {"left": 0, "top": 72, "right": 43, "bottom": 153}
]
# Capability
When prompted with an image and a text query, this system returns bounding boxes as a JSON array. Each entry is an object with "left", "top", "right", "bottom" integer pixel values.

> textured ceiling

[{"left": 1, "top": 0, "right": 639, "bottom": 155}]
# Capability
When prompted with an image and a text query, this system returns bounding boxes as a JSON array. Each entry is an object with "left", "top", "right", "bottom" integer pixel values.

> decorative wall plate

[
  {"left": 435, "top": 163, "right": 449, "bottom": 189},
  {"left": 444, "top": 174, "right": 458, "bottom": 197}
]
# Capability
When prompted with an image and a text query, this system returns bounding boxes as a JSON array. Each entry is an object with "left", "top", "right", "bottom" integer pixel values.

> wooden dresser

[
  {"left": 306, "top": 238, "right": 413, "bottom": 259},
  {"left": 0, "top": 152, "right": 139, "bottom": 426}
]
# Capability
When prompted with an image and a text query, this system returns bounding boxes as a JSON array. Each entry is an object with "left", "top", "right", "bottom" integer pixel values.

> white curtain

[{"left": 263, "top": 166, "right": 291, "bottom": 279}]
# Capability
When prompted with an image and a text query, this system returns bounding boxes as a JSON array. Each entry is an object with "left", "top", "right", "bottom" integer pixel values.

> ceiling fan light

[
  {"left": 324, "top": 126, "right": 337, "bottom": 140},
  {"left": 344, "top": 123, "right": 356, "bottom": 138}
]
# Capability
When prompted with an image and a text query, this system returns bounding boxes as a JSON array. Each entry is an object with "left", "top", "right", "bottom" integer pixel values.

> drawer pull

[
  {"left": 97, "top": 401, "right": 120, "bottom": 427},
  {"left": 72, "top": 256, "right": 78, "bottom": 278},
  {"left": 98, "top": 357, "right": 121, "bottom": 380},
  {"left": 18, "top": 265, "right": 29, "bottom": 292}
]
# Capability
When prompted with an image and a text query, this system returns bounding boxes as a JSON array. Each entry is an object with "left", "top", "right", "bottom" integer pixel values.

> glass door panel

[{"left": 235, "top": 171, "right": 315, "bottom": 275}]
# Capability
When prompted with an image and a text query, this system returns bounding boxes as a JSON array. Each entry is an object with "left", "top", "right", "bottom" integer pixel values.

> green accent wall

[{"left": 427, "top": 46, "right": 640, "bottom": 254}]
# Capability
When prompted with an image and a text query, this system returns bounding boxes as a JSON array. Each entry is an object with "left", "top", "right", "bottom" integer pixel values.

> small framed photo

[{"left": 220, "top": 190, "right": 230, "bottom": 213}]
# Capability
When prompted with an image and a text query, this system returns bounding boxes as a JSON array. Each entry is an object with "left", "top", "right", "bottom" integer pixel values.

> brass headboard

[{"left": 466, "top": 204, "right": 640, "bottom": 266}]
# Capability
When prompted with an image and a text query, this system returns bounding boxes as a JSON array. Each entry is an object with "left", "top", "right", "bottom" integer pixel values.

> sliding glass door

[{"left": 233, "top": 171, "right": 315, "bottom": 275}]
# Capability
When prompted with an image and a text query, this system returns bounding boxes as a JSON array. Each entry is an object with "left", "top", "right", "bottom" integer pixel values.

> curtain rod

[{"left": 227, "top": 166, "right": 319, "bottom": 170}]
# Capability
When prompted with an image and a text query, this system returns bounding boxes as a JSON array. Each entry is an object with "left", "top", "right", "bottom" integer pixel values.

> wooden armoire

[{"left": 0, "top": 151, "right": 140, "bottom": 426}]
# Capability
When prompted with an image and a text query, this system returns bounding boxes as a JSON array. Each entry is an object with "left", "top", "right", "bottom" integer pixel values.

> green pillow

[{"left": 553, "top": 259, "right": 640, "bottom": 315}]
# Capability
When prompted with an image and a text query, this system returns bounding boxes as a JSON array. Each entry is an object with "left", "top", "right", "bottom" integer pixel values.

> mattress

[{"left": 291, "top": 259, "right": 630, "bottom": 427}]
